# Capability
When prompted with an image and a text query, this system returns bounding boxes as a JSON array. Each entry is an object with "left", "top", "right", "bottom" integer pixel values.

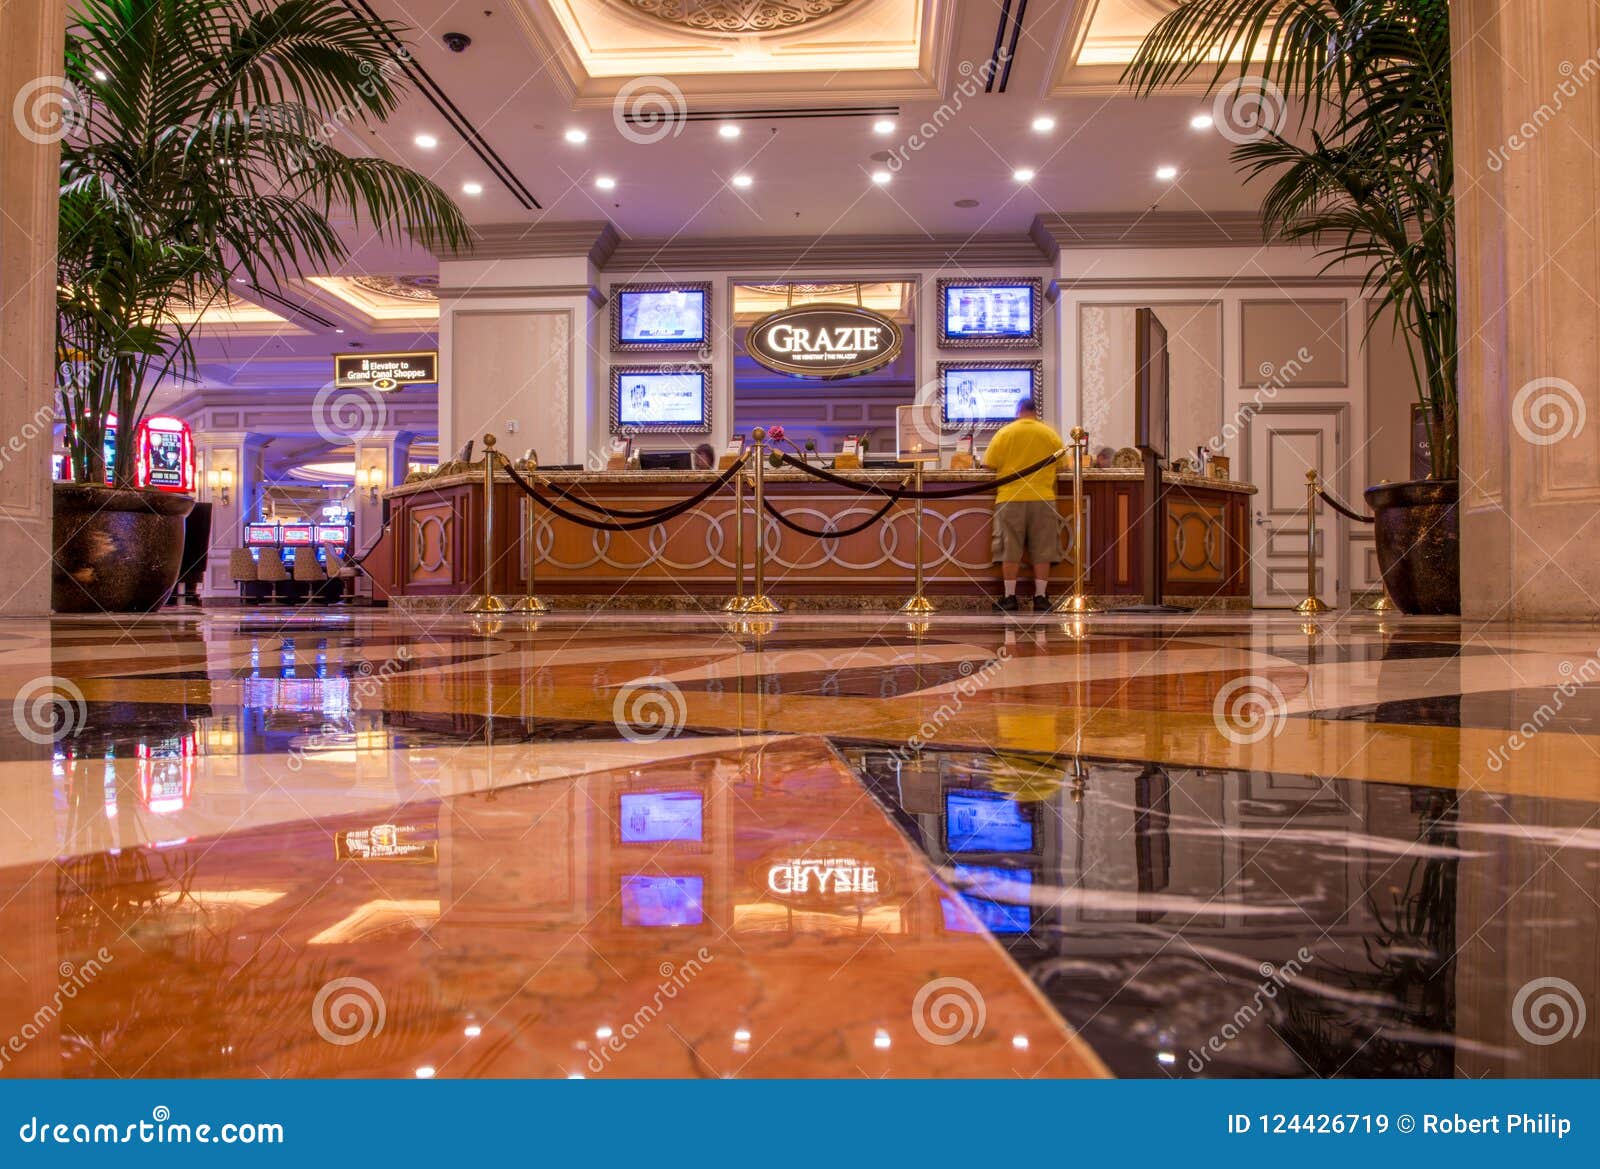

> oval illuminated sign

[{"left": 744, "top": 302, "right": 903, "bottom": 380}]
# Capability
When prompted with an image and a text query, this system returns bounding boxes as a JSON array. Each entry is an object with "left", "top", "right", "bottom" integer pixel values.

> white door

[{"left": 1247, "top": 408, "right": 1345, "bottom": 608}]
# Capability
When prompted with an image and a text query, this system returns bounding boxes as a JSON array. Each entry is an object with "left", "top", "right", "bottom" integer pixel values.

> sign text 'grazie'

[{"left": 745, "top": 303, "right": 903, "bottom": 380}]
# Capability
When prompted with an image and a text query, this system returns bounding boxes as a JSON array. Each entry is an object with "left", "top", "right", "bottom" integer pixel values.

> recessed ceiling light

[
  {"left": 872, "top": 119, "right": 895, "bottom": 134},
  {"left": 413, "top": 133, "right": 438, "bottom": 149},
  {"left": 564, "top": 128, "right": 588, "bottom": 144},
  {"left": 954, "top": 198, "right": 980, "bottom": 208},
  {"left": 731, "top": 173, "right": 753, "bottom": 188},
  {"left": 334, "top": 328, "right": 345, "bottom": 334},
  {"left": 870, "top": 170, "right": 892, "bottom": 185},
  {"left": 1155, "top": 165, "right": 1178, "bottom": 181},
  {"left": 1189, "top": 113, "right": 1214, "bottom": 130},
  {"left": 718, "top": 124, "right": 741, "bottom": 139},
  {"left": 1031, "top": 115, "right": 1055, "bottom": 133},
  {"left": 1013, "top": 168, "right": 1036, "bottom": 183},
  {"left": 461, "top": 181, "right": 483, "bottom": 195},
  {"left": 595, "top": 175, "right": 616, "bottom": 190}
]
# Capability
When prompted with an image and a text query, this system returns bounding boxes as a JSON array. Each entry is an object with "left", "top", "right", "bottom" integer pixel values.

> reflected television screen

[
  {"left": 619, "top": 791, "right": 704, "bottom": 843},
  {"left": 944, "top": 789, "right": 1034, "bottom": 853},
  {"left": 940, "top": 863, "right": 1033, "bottom": 934},
  {"left": 621, "top": 875, "right": 704, "bottom": 927}
]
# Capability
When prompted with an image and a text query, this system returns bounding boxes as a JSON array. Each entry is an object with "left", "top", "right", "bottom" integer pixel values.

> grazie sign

[
  {"left": 744, "top": 303, "right": 903, "bottom": 380},
  {"left": 334, "top": 351, "right": 437, "bottom": 392}
]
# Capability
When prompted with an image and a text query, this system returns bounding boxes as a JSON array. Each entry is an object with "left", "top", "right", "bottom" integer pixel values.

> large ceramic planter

[
  {"left": 1363, "top": 478, "right": 1460, "bottom": 615},
  {"left": 53, "top": 483, "right": 195, "bottom": 613}
]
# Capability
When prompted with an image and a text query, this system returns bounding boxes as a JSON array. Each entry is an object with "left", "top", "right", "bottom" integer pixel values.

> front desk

[{"left": 368, "top": 464, "right": 1256, "bottom": 609}]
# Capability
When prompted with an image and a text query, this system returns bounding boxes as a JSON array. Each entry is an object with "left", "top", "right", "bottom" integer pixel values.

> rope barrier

[
  {"left": 775, "top": 449, "right": 1067, "bottom": 500},
  {"left": 501, "top": 457, "right": 747, "bottom": 532},
  {"left": 760, "top": 492, "right": 902, "bottom": 539},
  {"left": 534, "top": 472, "right": 730, "bottom": 519},
  {"left": 1318, "top": 488, "right": 1376, "bottom": 524}
]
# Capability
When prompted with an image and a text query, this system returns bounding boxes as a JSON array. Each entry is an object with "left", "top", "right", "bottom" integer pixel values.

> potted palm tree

[
  {"left": 52, "top": 0, "right": 470, "bottom": 612},
  {"left": 1125, "top": 0, "right": 1457, "bottom": 614}
]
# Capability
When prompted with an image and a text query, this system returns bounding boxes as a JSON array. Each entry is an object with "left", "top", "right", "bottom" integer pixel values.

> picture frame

[
  {"left": 936, "top": 277, "right": 1044, "bottom": 349},
  {"left": 610, "top": 282, "right": 712, "bottom": 354}
]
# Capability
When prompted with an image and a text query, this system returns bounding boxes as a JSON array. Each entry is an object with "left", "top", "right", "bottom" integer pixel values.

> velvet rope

[
  {"left": 500, "top": 456, "right": 747, "bottom": 533},
  {"left": 1318, "top": 488, "right": 1376, "bottom": 524},
  {"left": 774, "top": 449, "right": 1068, "bottom": 499},
  {"left": 759, "top": 492, "right": 902, "bottom": 539}
]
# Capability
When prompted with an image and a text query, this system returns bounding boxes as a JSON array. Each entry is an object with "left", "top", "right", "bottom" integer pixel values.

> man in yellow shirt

[{"left": 982, "top": 399, "right": 1066, "bottom": 612}]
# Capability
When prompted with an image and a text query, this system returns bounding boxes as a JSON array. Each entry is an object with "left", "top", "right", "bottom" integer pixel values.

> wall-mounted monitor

[
  {"left": 611, "top": 282, "right": 712, "bottom": 353},
  {"left": 245, "top": 523, "right": 279, "bottom": 546},
  {"left": 938, "top": 361, "right": 1044, "bottom": 431},
  {"left": 620, "top": 875, "right": 704, "bottom": 928},
  {"left": 280, "top": 524, "right": 314, "bottom": 546},
  {"left": 610, "top": 365, "right": 712, "bottom": 434},
  {"left": 618, "top": 791, "right": 704, "bottom": 844},
  {"left": 943, "top": 789, "right": 1035, "bottom": 853},
  {"left": 937, "top": 277, "right": 1043, "bottom": 348}
]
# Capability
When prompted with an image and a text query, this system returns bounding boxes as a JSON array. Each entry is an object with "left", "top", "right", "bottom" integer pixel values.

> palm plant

[
  {"left": 1124, "top": 0, "right": 1455, "bottom": 479},
  {"left": 56, "top": 0, "right": 472, "bottom": 486}
]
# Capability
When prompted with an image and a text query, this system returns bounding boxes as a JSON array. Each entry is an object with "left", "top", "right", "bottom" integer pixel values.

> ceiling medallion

[
  {"left": 352, "top": 274, "right": 440, "bottom": 303},
  {"left": 614, "top": 0, "right": 861, "bottom": 37}
]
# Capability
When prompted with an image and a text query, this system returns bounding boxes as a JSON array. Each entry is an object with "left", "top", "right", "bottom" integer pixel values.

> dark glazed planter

[
  {"left": 52, "top": 483, "right": 195, "bottom": 613},
  {"left": 1363, "top": 478, "right": 1460, "bottom": 615}
]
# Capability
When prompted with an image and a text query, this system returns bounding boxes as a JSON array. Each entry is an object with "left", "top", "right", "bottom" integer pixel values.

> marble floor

[{"left": 0, "top": 607, "right": 1597, "bottom": 1078}]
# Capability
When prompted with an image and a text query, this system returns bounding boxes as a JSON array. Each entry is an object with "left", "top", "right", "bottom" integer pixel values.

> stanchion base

[
  {"left": 1051, "top": 593, "right": 1101, "bottom": 615},
  {"left": 743, "top": 594, "right": 783, "bottom": 615},
  {"left": 511, "top": 596, "right": 550, "bottom": 614},
  {"left": 722, "top": 596, "right": 752, "bottom": 613},
  {"left": 1294, "top": 596, "right": 1333, "bottom": 616},
  {"left": 1367, "top": 593, "right": 1396, "bottom": 613},
  {"left": 466, "top": 595, "right": 509, "bottom": 614},
  {"left": 899, "top": 594, "right": 937, "bottom": 614}
]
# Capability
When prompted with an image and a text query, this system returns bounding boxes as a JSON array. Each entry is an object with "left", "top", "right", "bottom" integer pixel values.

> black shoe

[
  {"left": 1033, "top": 594, "right": 1052, "bottom": 612},
  {"left": 993, "top": 594, "right": 1020, "bottom": 613}
]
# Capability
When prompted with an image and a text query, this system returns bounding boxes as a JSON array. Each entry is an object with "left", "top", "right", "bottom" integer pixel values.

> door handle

[{"left": 1253, "top": 510, "right": 1270, "bottom": 527}]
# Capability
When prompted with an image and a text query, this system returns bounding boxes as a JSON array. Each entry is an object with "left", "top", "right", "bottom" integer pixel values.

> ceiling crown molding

[
  {"left": 605, "top": 231, "right": 1051, "bottom": 272},
  {"left": 1031, "top": 212, "right": 1274, "bottom": 255},
  {"left": 435, "top": 221, "right": 621, "bottom": 266}
]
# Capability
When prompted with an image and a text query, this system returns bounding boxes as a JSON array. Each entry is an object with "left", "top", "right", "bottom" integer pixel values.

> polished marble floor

[{"left": 1, "top": 607, "right": 1597, "bottom": 1078}]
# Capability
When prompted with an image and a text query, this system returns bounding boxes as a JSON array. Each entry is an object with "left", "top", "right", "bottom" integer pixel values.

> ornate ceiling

[{"left": 609, "top": 0, "right": 863, "bottom": 37}]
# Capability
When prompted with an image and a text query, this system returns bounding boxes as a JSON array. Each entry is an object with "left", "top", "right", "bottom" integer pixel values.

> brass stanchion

[
  {"left": 1053, "top": 427, "right": 1100, "bottom": 615},
  {"left": 744, "top": 428, "right": 782, "bottom": 614},
  {"left": 1295, "top": 468, "right": 1332, "bottom": 616},
  {"left": 900, "top": 457, "right": 936, "bottom": 614},
  {"left": 511, "top": 485, "right": 549, "bottom": 613},
  {"left": 467, "top": 434, "right": 509, "bottom": 614},
  {"left": 723, "top": 462, "right": 749, "bottom": 612},
  {"left": 1367, "top": 591, "right": 1396, "bottom": 613}
]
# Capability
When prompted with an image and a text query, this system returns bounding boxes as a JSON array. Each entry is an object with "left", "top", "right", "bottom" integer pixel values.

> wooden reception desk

[{"left": 369, "top": 465, "right": 1256, "bottom": 609}]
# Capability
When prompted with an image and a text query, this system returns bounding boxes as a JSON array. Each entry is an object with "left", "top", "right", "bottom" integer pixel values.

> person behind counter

[
  {"left": 692, "top": 443, "right": 716, "bottom": 470},
  {"left": 982, "top": 399, "right": 1066, "bottom": 613}
]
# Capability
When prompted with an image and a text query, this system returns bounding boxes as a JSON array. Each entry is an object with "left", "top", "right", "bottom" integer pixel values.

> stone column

[
  {"left": 0, "top": 0, "right": 67, "bottom": 615},
  {"left": 1454, "top": 2, "right": 1600, "bottom": 618}
]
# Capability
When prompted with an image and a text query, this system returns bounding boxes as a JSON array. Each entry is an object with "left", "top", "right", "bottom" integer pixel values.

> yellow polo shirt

[{"left": 982, "top": 417, "right": 1065, "bottom": 502}]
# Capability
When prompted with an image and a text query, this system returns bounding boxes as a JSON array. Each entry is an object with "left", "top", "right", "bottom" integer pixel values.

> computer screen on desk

[{"left": 639, "top": 451, "right": 693, "bottom": 471}]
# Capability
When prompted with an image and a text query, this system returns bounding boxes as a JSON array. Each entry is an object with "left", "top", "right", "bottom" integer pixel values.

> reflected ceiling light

[
  {"left": 461, "top": 181, "right": 483, "bottom": 195},
  {"left": 1012, "top": 1034, "right": 1030, "bottom": 1050},
  {"left": 731, "top": 173, "right": 753, "bottom": 188},
  {"left": 873, "top": 1028, "right": 892, "bottom": 1050},
  {"left": 463, "top": 1024, "right": 482, "bottom": 1038},
  {"left": 595, "top": 1026, "right": 614, "bottom": 1040},
  {"left": 414, "top": 1066, "right": 436, "bottom": 1079},
  {"left": 595, "top": 175, "right": 617, "bottom": 190},
  {"left": 870, "top": 170, "right": 892, "bottom": 185},
  {"left": 564, "top": 128, "right": 588, "bottom": 144},
  {"left": 413, "top": 133, "right": 438, "bottom": 149},
  {"left": 1189, "top": 113, "right": 1214, "bottom": 130},
  {"left": 1031, "top": 115, "right": 1055, "bottom": 132},
  {"left": 1155, "top": 165, "right": 1178, "bottom": 181},
  {"left": 1013, "top": 168, "right": 1036, "bottom": 183},
  {"left": 718, "top": 123, "right": 741, "bottom": 139},
  {"left": 872, "top": 119, "right": 895, "bottom": 134}
]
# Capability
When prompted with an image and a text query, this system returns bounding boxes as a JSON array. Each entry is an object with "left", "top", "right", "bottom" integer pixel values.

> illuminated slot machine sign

[
  {"left": 56, "top": 413, "right": 119, "bottom": 482},
  {"left": 316, "top": 524, "right": 349, "bottom": 546},
  {"left": 135, "top": 415, "right": 195, "bottom": 493},
  {"left": 280, "top": 524, "right": 314, "bottom": 546},
  {"left": 244, "top": 522, "right": 280, "bottom": 546}
]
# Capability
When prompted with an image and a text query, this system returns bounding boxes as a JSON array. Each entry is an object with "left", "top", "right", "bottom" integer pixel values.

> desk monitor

[{"left": 639, "top": 450, "right": 693, "bottom": 471}]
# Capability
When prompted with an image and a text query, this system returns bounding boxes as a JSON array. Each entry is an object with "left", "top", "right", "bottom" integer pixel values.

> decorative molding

[
  {"left": 610, "top": 0, "right": 863, "bottom": 36},
  {"left": 1056, "top": 275, "right": 1367, "bottom": 290},
  {"left": 607, "top": 231, "right": 1050, "bottom": 271},
  {"left": 1032, "top": 212, "right": 1276, "bottom": 254},
  {"left": 434, "top": 220, "right": 620, "bottom": 265},
  {"left": 436, "top": 284, "right": 605, "bottom": 306}
]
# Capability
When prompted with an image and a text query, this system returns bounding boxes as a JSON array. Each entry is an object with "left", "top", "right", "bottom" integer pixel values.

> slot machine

[
  {"left": 244, "top": 522, "right": 280, "bottom": 561},
  {"left": 134, "top": 415, "right": 196, "bottom": 493},
  {"left": 280, "top": 523, "right": 314, "bottom": 565},
  {"left": 58, "top": 413, "right": 118, "bottom": 482}
]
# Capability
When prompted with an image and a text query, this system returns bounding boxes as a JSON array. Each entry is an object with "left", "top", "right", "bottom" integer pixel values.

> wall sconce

[
  {"left": 207, "top": 466, "right": 233, "bottom": 505},
  {"left": 361, "top": 465, "right": 384, "bottom": 503}
]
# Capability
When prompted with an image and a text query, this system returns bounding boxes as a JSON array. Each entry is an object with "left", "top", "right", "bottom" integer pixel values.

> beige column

[
  {"left": 1454, "top": 3, "right": 1600, "bottom": 618},
  {"left": 0, "top": 0, "right": 67, "bottom": 614}
]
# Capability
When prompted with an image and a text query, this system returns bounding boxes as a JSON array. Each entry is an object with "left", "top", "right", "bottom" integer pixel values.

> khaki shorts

[{"left": 992, "top": 499, "right": 1062, "bottom": 565}]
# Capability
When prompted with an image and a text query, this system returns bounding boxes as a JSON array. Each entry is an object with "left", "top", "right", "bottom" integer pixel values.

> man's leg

[{"left": 994, "top": 504, "right": 1022, "bottom": 610}]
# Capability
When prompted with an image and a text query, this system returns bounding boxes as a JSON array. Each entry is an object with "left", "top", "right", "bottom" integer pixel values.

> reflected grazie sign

[{"left": 745, "top": 302, "right": 903, "bottom": 380}]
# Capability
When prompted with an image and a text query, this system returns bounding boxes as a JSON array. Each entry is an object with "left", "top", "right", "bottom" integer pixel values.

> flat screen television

[
  {"left": 944, "top": 789, "right": 1035, "bottom": 853},
  {"left": 280, "top": 524, "right": 314, "bottom": 546},
  {"left": 941, "top": 864, "right": 1035, "bottom": 934},
  {"left": 938, "top": 278, "right": 1043, "bottom": 348},
  {"left": 939, "top": 361, "right": 1044, "bottom": 431},
  {"left": 620, "top": 875, "right": 704, "bottom": 928},
  {"left": 611, "top": 366, "right": 712, "bottom": 434},
  {"left": 316, "top": 524, "right": 349, "bottom": 545},
  {"left": 618, "top": 791, "right": 704, "bottom": 844},
  {"left": 612, "top": 283, "right": 711, "bottom": 352},
  {"left": 245, "top": 523, "right": 279, "bottom": 546}
]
